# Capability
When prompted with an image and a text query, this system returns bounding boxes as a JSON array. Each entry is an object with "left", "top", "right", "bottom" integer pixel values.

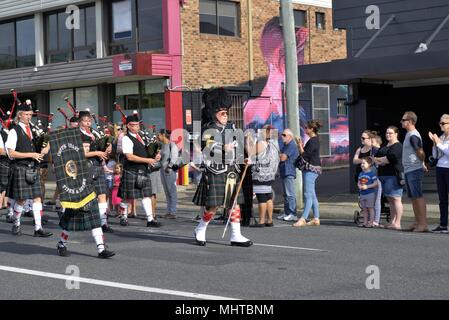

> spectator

[
  {"left": 401, "top": 111, "right": 428, "bottom": 232},
  {"left": 158, "top": 129, "right": 178, "bottom": 219},
  {"left": 149, "top": 149, "right": 163, "bottom": 221},
  {"left": 353, "top": 130, "right": 376, "bottom": 183},
  {"left": 357, "top": 157, "right": 379, "bottom": 227},
  {"left": 374, "top": 126, "right": 404, "bottom": 230},
  {"left": 277, "top": 128, "right": 299, "bottom": 222},
  {"left": 293, "top": 120, "right": 322, "bottom": 227},
  {"left": 428, "top": 114, "right": 449, "bottom": 233},
  {"left": 249, "top": 125, "right": 280, "bottom": 227},
  {"left": 371, "top": 132, "right": 383, "bottom": 227},
  {"left": 111, "top": 163, "right": 123, "bottom": 215}
]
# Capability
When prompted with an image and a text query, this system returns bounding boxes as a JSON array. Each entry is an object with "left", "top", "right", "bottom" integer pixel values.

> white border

[
  {"left": 292, "top": 0, "right": 332, "bottom": 9},
  {"left": 312, "top": 84, "right": 331, "bottom": 157}
]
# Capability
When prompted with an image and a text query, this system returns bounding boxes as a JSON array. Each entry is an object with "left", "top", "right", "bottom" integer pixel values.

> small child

[
  {"left": 111, "top": 164, "right": 123, "bottom": 215},
  {"left": 358, "top": 157, "right": 379, "bottom": 228}
]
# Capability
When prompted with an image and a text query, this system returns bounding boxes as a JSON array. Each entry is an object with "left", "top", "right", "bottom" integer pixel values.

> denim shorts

[
  {"left": 379, "top": 176, "right": 403, "bottom": 198},
  {"left": 405, "top": 168, "right": 424, "bottom": 199}
]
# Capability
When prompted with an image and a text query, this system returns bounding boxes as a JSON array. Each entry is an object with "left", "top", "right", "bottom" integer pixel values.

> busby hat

[
  {"left": 17, "top": 102, "right": 33, "bottom": 112},
  {"left": 77, "top": 109, "right": 91, "bottom": 120},
  {"left": 201, "top": 87, "right": 232, "bottom": 124},
  {"left": 126, "top": 110, "right": 140, "bottom": 124},
  {"left": 69, "top": 116, "right": 78, "bottom": 123}
]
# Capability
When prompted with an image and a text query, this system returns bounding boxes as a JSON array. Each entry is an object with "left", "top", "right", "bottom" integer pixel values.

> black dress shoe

[
  {"left": 193, "top": 231, "right": 206, "bottom": 246},
  {"left": 34, "top": 228, "right": 53, "bottom": 237},
  {"left": 120, "top": 219, "right": 129, "bottom": 226},
  {"left": 147, "top": 220, "right": 161, "bottom": 228},
  {"left": 102, "top": 225, "right": 114, "bottom": 233},
  {"left": 98, "top": 249, "right": 115, "bottom": 259},
  {"left": 230, "top": 240, "right": 253, "bottom": 247},
  {"left": 57, "top": 244, "right": 70, "bottom": 257},
  {"left": 12, "top": 225, "right": 22, "bottom": 236},
  {"left": 6, "top": 215, "right": 14, "bottom": 223}
]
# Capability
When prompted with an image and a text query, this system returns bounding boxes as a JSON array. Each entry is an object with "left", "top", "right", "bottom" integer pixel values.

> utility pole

[{"left": 280, "top": 0, "right": 303, "bottom": 208}]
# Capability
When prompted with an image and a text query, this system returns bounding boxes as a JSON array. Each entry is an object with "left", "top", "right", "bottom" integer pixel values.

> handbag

[{"left": 294, "top": 155, "right": 307, "bottom": 171}]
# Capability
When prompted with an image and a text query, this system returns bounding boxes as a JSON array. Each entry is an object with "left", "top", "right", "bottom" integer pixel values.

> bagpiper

[
  {"left": 78, "top": 110, "right": 114, "bottom": 233},
  {"left": 0, "top": 114, "right": 12, "bottom": 223},
  {"left": 5, "top": 102, "right": 52, "bottom": 237},
  {"left": 193, "top": 88, "right": 253, "bottom": 247},
  {"left": 118, "top": 113, "right": 161, "bottom": 228}
]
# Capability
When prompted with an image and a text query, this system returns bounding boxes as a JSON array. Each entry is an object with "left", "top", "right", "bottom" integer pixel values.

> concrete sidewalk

[{"left": 42, "top": 174, "right": 442, "bottom": 223}]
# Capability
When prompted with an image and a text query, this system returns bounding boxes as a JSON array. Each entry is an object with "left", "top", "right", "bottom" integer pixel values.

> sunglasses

[
  {"left": 282, "top": 133, "right": 288, "bottom": 137},
  {"left": 361, "top": 137, "right": 370, "bottom": 140},
  {"left": 217, "top": 111, "right": 228, "bottom": 116},
  {"left": 440, "top": 122, "right": 449, "bottom": 126},
  {"left": 400, "top": 118, "right": 409, "bottom": 122}
]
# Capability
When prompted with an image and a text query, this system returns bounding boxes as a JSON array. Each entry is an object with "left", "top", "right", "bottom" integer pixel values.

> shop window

[
  {"left": 337, "top": 99, "right": 348, "bottom": 116},
  {"left": 294, "top": 10, "right": 307, "bottom": 28}
]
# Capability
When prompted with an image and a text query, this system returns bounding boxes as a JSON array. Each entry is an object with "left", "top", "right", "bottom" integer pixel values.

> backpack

[{"left": 252, "top": 141, "right": 280, "bottom": 182}]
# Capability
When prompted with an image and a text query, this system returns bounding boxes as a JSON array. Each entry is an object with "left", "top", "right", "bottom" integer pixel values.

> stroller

[{"left": 353, "top": 194, "right": 391, "bottom": 225}]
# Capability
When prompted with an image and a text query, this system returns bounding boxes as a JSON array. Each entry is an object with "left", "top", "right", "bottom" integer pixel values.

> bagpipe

[
  {"left": 92, "top": 113, "right": 115, "bottom": 152},
  {"left": 30, "top": 111, "right": 53, "bottom": 153}
]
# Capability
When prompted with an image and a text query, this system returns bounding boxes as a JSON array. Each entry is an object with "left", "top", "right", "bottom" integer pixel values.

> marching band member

[
  {"left": 78, "top": 110, "right": 114, "bottom": 233},
  {"left": 118, "top": 113, "right": 161, "bottom": 228},
  {"left": 5, "top": 103, "right": 52, "bottom": 237},
  {"left": 193, "top": 88, "right": 252, "bottom": 247}
]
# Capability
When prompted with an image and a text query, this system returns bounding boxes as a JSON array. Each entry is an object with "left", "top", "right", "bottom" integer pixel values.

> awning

[{"left": 298, "top": 49, "right": 449, "bottom": 84}]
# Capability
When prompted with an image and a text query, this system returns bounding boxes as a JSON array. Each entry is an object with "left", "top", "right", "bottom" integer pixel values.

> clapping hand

[{"left": 428, "top": 131, "right": 441, "bottom": 145}]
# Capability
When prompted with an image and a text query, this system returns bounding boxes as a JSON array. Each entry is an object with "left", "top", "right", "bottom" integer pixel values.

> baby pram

[{"left": 353, "top": 194, "right": 391, "bottom": 225}]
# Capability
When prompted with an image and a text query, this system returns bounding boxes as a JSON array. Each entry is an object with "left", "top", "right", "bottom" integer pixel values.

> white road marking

[{"left": 0, "top": 265, "right": 238, "bottom": 300}]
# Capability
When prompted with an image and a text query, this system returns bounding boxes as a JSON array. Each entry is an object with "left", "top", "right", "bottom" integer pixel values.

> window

[
  {"left": 109, "top": 0, "right": 163, "bottom": 55},
  {"left": 0, "top": 17, "right": 35, "bottom": 71},
  {"left": 316, "top": 12, "right": 325, "bottom": 30},
  {"left": 200, "top": 0, "right": 239, "bottom": 37},
  {"left": 337, "top": 99, "right": 348, "bottom": 116},
  {"left": 294, "top": 10, "right": 307, "bottom": 28},
  {"left": 49, "top": 87, "right": 98, "bottom": 129},
  {"left": 113, "top": 80, "right": 166, "bottom": 130},
  {"left": 46, "top": 5, "right": 96, "bottom": 64},
  {"left": 312, "top": 85, "right": 330, "bottom": 156}
]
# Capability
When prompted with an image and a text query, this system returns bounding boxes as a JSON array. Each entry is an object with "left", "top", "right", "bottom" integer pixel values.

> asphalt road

[{"left": 0, "top": 208, "right": 448, "bottom": 301}]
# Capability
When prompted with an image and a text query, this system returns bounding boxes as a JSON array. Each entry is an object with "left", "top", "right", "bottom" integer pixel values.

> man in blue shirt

[{"left": 277, "top": 129, "right": 299, "bottom": 221}]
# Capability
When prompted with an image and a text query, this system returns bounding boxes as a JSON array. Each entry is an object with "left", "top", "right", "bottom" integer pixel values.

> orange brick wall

[{"left": 181, "top": 0, "right": 346, "bottom": 90}]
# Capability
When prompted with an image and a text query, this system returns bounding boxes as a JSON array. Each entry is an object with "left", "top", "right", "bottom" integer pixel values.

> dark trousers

[{"left": 436, "top": 167, "right": 449, "bottom": 227}]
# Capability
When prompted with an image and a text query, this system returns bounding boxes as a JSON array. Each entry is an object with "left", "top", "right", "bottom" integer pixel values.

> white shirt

[
  {"left": 5, "top": 122, "right": 31, "bottom": 151},
  {"left": 122, "top": 132, "right": 145, "bottom": 155},
  {"left": 434, "top": 134, "right": 449, "bottom": 168},
  {"left": 0, "top": 132, "right": 5, "bottom": 150}
]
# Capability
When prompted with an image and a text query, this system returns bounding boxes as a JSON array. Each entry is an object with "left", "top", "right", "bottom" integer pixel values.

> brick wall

[{"left": 181, "top": 0, "right": 346, "bottom": 90}]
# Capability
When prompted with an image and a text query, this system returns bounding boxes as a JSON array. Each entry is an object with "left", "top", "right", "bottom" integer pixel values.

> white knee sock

[
  {"left": 98, "top": 202, "right": 108, "bottom": 226},
  {"left": 142, "top": 198, "right": 153, "bottom": 222},
  {"left": 119, "top": 202, "right": 128, "bottom": 220},
  {"left": 230, "top": 207, "right": 250, "bottom": 242},
  {"left": 7, "top": 198, "right": 15, "bottom": 217},
  {"left": 25, "top": 199, "right": 33, "bottom": 212},
  {"left": 194, "top": 211, "right": 214, "bottom": 242},
  {"left": 59, "top": 230, "right": 69, "bottom": 247},
  {"left": 32, "top": 202, "right": 43, "bottom": 231},
  {"left": 92, "top": 227, "right": 105, "bottom": 253},
  {"left": 13, "top": 203, "right": 23, "bottom": 227}
]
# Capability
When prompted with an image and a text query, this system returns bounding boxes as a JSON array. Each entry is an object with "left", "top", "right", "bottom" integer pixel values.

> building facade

[{"left": 0, "top": 0, "right": 350, "bottom": 172}]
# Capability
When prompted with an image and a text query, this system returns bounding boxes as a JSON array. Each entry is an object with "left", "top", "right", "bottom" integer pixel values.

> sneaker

[
  {"left": 283, "top": 214, "right": 298, "bottom": 221},
  {"left": 147, "top": 220, "right": 161, "bottom": 228},
  {"left": 432, "top": 226, "right": 448, "bottom": 233},
  {"left": 120, "top": 219, "right": 129, "bottom": 226},
  {"left": 102, "top": 225, "right": 114, "bottom": 233},
  {"left": 276, "top": 214, "right": 287, "bottom": 220},
  {"left": 57, "top": 243, "right": 70, "bottom": 257},
  {"left": 12, "top": 225, "right": 22, "bottom": 236},
  {"left": 164, "top": 213, "right": 177, "bottom": 219}
]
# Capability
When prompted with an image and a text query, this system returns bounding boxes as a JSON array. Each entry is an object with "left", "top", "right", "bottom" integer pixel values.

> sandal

[{"left": 265, "top": 222, "right": 274, "bottom": 227}]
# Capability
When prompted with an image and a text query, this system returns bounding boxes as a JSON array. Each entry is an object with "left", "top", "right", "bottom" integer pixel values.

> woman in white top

[{"left": 428, "top": 114, "right": 449, "bottom": 233}]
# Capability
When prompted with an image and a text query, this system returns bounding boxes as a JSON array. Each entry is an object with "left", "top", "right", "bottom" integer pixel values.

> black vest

[
  {"left": 0, "top": 130, "right": 10, "bottom": 164},
  {"left": 80, "top": 129, "right": 102, "bottom": 165},
  {"left": 124, "top": 133, "right": 148, "bottom": 173},
  {"left": 13, "top": 124, "right": 36, "bottom": 166}
]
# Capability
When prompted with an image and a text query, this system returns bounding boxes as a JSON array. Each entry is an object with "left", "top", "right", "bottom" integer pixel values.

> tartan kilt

[
  {"left": 91, "top": 165, "right": 108, "bottom": 196},
  {"left": 59, "top": 198, "right": 102, "bottom": 231},
  {"left": 0, "top": 161, "right": 10, "bottom": 193},
  {"left": 193, "top": 171, "right": 244, "bottom": 208},
  {"left": 119, "top": 170, "right": 152, "bottom": 200},
  {"left": 7, "top": 165, "right": 42, "bottom": 200}
]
